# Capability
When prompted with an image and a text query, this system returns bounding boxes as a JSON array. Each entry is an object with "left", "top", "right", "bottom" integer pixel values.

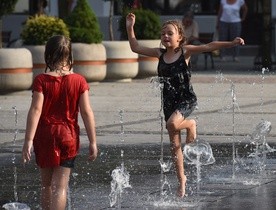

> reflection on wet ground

[{"left": 1, "top": 137, "right": 276, "bottom": 210}]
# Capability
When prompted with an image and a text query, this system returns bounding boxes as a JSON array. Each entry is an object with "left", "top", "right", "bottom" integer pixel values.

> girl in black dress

[{"left": 126, "top": 13, "right": 244, "bottom": 197}]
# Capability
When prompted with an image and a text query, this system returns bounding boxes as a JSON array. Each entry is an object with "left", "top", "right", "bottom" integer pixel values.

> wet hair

[
  {"left": 44, "top": 35, "right": 73, "bottom": 72},
  {"left": 161, "top": 20, "right": 186, "bottom": 51}
]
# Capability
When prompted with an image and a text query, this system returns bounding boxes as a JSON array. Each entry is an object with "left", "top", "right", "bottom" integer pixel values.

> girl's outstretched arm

[
  {"left": 186, "top": 37, "right": 245, "bottom": 55},
  {"left": 126, "top": 13, "right": 160, "bottom": 57}
]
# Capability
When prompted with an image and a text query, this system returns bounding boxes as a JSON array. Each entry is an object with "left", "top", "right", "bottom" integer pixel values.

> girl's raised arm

[{"left": 126, "top": 13, "right": 160, "bottom": 58}]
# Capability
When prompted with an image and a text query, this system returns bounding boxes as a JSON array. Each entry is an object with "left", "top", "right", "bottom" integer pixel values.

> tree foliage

[
  {"left": 0, "top": 0, "right": 18, "bottom": 18},
  {"left": 65, "top": 0, "right": 103, "bottom": 43}
]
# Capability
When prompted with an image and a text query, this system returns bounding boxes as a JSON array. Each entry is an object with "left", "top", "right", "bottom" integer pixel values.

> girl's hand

[
  {"left": 233, "top": 37, "right": 245, "bottom": 46},
  {"left": 126, "top": 13, "right": 135, "bottom": 28},
  {"left": 89, "top": 142, "right": 98, "bottom": 161},
  {"left": 22, "top": 140, "right": 33, "bottom": 164}
]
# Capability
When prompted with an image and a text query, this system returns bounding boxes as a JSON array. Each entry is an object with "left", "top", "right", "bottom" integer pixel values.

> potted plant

[
  {"left": 21, "top": 15, "right": 70, "bottom": 78},
  {"left": 102, "top": 2, "right": 141, "bottom": 82},
  {"left": 0, "top": 0, "right": 34, "bottom": 93},
  {"left": 119, "top": 8, "right": 161, "bottom": 78},
  {"left": 65, "top": 0, "right": 106, "bottom": 83}
]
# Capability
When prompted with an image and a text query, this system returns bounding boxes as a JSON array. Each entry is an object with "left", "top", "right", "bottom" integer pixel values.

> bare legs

[
  {"left": 40, "top": 166, "right": 71, "bottom": 210},
  {"left": 166, "top": 111, "right": 196, "bottom": 197}
]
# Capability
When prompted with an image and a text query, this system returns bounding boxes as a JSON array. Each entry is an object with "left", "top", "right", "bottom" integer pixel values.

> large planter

[
  {"left": 103, "top": 41, "right": 138, "bottom": 82},
  {"left": 137, "top": 40, "right": 160, "bottom": 78},
  {"left": 0, "top": 48, "right": 33, "bottom": 93},
  {"left": 72, "top": 43, "right": 106, "bottom": 82},
  {"left": 24, "top": 45, "right": 45, "bottom": 79}
]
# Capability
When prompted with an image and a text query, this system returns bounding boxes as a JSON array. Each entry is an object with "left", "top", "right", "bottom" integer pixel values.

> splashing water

[
  {"left": 2, "top": 202, "right": 30, "bottom": 210},
  {"left": 150, "top": 76, "right": 169, "bottom": 197},
  {"left": 109, "top": 163, "right": 132, "bottom": 208},
  {"left": 159, "top": 160, "right": 172, "bottom": 173},
  {"left": 249, "top": 120, "right": 275, "bottom": 157},
  {"left": 2, "top": 107, "right": 30, "bottom": 210},
  {"left": 261, "top": 67, "right": 269, "bottom": 75},
  {"left": 109, "top": 110, "right": 131, "bottom": 208},
  {"left": 251, "top": 120, "right": 272, "bottom": 143},
  {"left": 184, "top": 139, "right": 215, "bottom": 195},
  {"left": 183, "top": 139, "right": 215, "bottom": 166}
]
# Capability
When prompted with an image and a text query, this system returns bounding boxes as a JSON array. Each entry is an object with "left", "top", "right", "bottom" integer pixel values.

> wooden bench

[{"left": 198, "top": 33, "right": 215, "bottom": 69}]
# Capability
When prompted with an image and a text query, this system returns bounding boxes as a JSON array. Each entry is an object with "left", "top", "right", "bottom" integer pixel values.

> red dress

[{"left": 32, "top": 73, "right": 89, "bottom": 168}]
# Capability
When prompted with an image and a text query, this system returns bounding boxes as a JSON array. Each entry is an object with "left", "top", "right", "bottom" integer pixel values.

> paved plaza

[{"left": 1, "top": 55, "right": 276, "bottom": 209}]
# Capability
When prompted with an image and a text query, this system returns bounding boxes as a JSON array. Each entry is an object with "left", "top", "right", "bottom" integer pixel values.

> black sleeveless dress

[{"left": 157, "top": 49, "right": 197, "bottom": 121}]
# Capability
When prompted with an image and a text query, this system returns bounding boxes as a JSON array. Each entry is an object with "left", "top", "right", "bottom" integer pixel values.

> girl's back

[{"left": 33, "top": 73, "right": 89, "bottom": 124}]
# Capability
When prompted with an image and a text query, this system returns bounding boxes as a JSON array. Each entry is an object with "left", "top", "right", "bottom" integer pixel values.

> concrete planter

[
  {"left": 137, "top": 40, "right": 160, "bottom": 78},
  {"left": 103, "top": 41, "right": 138, "bottom": 82},
  {"left": 72, "top": 43, "right": 106, "bottom": 82},
  {"left": 0, "top": 48, "right": 33, "bottom": 93},
  {"left": 24, "top": 45, "right": 45, "bottom": 79}
]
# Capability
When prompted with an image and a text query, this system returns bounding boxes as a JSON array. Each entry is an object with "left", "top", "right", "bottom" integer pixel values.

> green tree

[
  {"left": 0, "top": 0, "right": 18, "bottom": 48},
  {"left": 65, "top": 0, "right": 103, "bottom": 43}
]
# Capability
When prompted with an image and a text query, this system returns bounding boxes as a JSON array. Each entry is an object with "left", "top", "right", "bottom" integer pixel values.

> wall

[
  {"left": 2, "top": 15, "right": 28, "bottom": 42},
  {"left": 98, "top": 15, "right": 217, "bottom": 41}
]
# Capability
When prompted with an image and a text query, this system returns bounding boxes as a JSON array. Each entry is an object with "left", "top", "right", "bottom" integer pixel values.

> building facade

[{"left": 2, "top": 0, "right": 276, "bottom": 52}]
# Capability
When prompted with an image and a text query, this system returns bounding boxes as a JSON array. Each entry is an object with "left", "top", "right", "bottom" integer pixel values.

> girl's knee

[{"left": 166, "top": 121, "right": 178, "bottom": 132}]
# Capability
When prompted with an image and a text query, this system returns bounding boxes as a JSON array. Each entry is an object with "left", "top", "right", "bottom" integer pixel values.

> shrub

[
  {"left": 21, "top": 15, "right": 70, "bottom": 45},
  {"left": 65, "top": 0, "right": 103, "bottom": 43},
  {"left": 0, "top": 0, "right": 18, "bottom": 18},
  {"left": 119, "top": 9, "right": 161, "bottom": 40}
]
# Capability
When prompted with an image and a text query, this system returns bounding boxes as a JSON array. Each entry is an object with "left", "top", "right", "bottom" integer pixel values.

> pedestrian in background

[
  {"left": 217, "top": 0, "right": 248, "bottom": 62},
  {"left": 22, "top": 35, "right": 98, "bottom": 210},
  {"left": 182, "top": 10, "right": 201, "bottom": 68}
]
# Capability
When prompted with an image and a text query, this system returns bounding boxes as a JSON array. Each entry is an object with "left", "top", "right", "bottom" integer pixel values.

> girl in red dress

[{"left": 22, "top": 35, "right": 98, "bottom": 210}]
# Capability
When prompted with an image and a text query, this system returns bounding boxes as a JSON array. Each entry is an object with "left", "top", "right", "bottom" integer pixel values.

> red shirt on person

[{"left": 32, "top": 73, "right": 89, "bottom": 168}]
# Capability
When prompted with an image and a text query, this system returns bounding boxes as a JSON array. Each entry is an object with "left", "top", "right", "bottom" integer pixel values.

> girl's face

[{"left": 160, "top": 24, "right": 182, "bottom": 49}]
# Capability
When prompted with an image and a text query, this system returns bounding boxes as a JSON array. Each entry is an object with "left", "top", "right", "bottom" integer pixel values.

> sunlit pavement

[{"left": 1, "top": 55, "right": 276, "bottom": 209}]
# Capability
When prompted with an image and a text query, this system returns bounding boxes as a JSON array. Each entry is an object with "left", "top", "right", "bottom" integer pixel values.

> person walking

[
  {"left": 217, "top": 0, "right": 248, "bottom": 62},
  {"left": 126, "top": 12, "right": 244, "bottom": 197},
  {"left": 182, "top": 10, "right": 202, "bottom": 68},
  {"left": 22, "top": 35, "right": 98, "bottom": 210}
]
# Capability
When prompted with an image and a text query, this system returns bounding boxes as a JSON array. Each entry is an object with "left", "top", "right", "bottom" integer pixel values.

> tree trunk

[
  {"left": 0, "top": 19, "right": 2, "bottom": 48},
  {"left": 261, "top": 0, "right": 272, "bottom": 69},
  {"left": 108, "top": 0, "right": 114, "bottom": 41}
]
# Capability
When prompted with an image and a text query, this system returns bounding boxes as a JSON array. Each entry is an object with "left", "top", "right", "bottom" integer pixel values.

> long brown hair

[{"left": 44, "top": 35, "right": 73, "bottom": 72}]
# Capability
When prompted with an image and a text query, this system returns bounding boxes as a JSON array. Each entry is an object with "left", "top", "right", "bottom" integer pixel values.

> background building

[{"left": 2, "top": 0, "right": 276, "bottom": 55}]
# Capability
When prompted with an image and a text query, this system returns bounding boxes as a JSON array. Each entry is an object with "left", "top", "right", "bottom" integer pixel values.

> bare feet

[
  {"left": 177, "top": 175, "right": 187, "bottom": 198},
  {"left": 186, "top": 119, "right": 197, "bottom": 144}
]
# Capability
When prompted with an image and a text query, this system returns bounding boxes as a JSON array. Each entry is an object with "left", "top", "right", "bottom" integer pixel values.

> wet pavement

[{"left": 1, "top": 55, "right": 276, "bottom": 209}]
